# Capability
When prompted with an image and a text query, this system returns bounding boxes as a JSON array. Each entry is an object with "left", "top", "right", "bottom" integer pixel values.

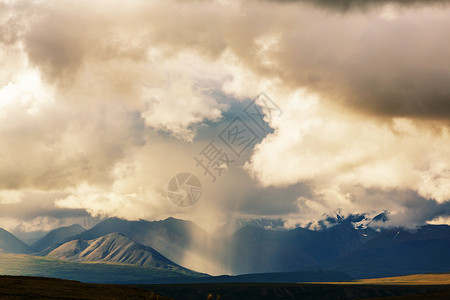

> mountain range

[
  {"left": 0, "top": 227, "right": 35, "bottom": 254},
  {"left": 47, "top": 232, "right": 185, "bottom": 270},
  {"left": 59, "top": 217, "right": 214, "bottom": 267},
  {"left": 0, "top": 214, "right": 448, "bottom": 283},
  {"left": 32, "top": 224, "right": 85, "bottom": 252},
  {"left": 322, "top": 224, "right": 450, "bottom": 278}
]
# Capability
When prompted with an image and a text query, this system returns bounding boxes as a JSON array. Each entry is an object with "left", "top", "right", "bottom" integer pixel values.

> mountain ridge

[
  {"left": 62, "top": 217, "right": 214, "bottom": 271},
  {"left": 48, "top": 232, "right": 188, "bottom": 271},
  {"left": 0, "top": 227, "right": 35, "bottom": 254},
  {"left": 1, "top": 215, "right": 449, "bottom": 280},
  {"left": 32, "top": 224, "right": 85, "bottom": 252}
]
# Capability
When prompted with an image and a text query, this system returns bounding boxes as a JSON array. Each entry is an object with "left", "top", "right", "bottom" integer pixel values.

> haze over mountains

[
  {"left": 0, "top": 213, "right": 449, "bottom": 283},
  {"left": 0, "top": 228, "right": 35, "bottom": 254},
  {"left": 59, "top": 217, "right": 215, "bottom": 272},
  {"left": 32, "top": 224, "right": 86, "bottom": 252}
]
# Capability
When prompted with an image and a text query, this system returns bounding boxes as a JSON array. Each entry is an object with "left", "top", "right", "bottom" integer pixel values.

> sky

[{"left": 0, "top": 0, "right": 449, "bottom": 234}]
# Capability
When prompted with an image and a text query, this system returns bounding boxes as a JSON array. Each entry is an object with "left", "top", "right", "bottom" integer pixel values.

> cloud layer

[{"left": 0, "top": 0, "right": 448, "bottom": 232}]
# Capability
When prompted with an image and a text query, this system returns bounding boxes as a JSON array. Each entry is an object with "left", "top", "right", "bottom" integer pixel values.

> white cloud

[
  {"left": 0, "top": 0, "right": 448, "bottom": 232},
  {"left": 0, "top": 190, "right": 24, "bottom": 204},
  {"left": 245, "top": 89, "right": 450, "bottom": 214}
]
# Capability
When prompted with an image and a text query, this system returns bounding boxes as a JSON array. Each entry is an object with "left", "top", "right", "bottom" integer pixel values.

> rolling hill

[
  {"left": 1, "top": 215, "right": 448, "bottom": 282},
  {"left": 47, "top": 232, "right": 186, "bottom": 270},
  {"left": 51, "top": 216, "right": 450, "bottom": 278},
  {"left": 0, "top": 253, "right": 207, "bottom": 284},
  {"left": 63, "top": 217, "right": 214, "bottom": 270}
]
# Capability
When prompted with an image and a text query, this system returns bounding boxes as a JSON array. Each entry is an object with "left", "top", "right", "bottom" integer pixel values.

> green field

[
  {"left": 1, "top": 255, "right": 449, "bottom": 299},
  {"left": 0, "top": 253, "right": 206, "bottom": 284}
]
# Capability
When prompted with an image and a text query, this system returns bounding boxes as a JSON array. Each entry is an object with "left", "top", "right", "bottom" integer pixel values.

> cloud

[
  {"left": 246, "top": 90, "right": 450, "bottom": 200},
  {"left": 244, "top": 90, "right": 449, "bottom": 228},
  {"left": 0, "top": 190, "right": 98, "bottom": 232},
  {"left": 0, "top": 190, "right": 24, "bottom": 204},
  {"left": 0, "top": 69, "right": 146, "bottom": 190},
  {"left": 0, "top": 0, "right": 448, "bottom": 233},
  {"left": 223, "top": 2, "right": 450, "bottom": 119},
  {"left": 0, "top": 0, "right": 229, "bottom": 190},
  {"left": 269, "top": 0, "right": 450, "bottom": 11},
  {"left": 385, "top": 193, "right": 450, "bottom": 227}
]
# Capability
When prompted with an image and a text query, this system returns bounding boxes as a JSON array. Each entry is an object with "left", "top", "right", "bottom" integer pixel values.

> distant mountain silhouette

[
  {"left": 48, "top": 232, "right": 186, "bottom": 270},
  {"left": 0, "top": 227, "right": 35, "bottom": 254},
  {"left": 32, "top": 224, "right": 85, "bottom": 252},
  {"left": 225, "top": 221, "right": 369, "bottom": 274},
  {"left": 322, "top": 224, "right": 450, "bottom": 278},
  {"left": 15, "top": 215, "right": 449, "bottom": 280},
  {"left": 192, "top": 269, "right": 353, "bottom": 283},
  {"left": 63, "top": 217, "right": 213, "bottom": 268},
  {"left": 214, "top": 218, "right": 286, "bottom": 237},
  {"left": 0, "top": 252, "right": 207, "bottom": 284}
]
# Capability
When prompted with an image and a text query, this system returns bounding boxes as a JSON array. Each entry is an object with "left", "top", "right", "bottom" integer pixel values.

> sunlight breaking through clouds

[{"left": 0, "top": 0, "right": 448, "bottom": 235}]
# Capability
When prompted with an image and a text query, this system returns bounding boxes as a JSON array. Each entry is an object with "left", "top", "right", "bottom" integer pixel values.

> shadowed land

[
  {"left": 0, "top": 276, "right": 171, "bottom": 300},
  {"left": 136, "top": 274, "right": 450, "bottom": 300},
  {"left": 343, "top": 273, "right": 450, "bottom": 285},
  {"left": 0, "top": 274, "right": 449, "bottom": 299}
]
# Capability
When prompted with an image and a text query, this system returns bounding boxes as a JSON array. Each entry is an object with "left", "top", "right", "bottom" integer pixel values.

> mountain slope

[
  {"left": 64, "top": 218, "right": 214, "bottom": 270},
  {"left": 0, "top": 253, "right": 207, "bottom": 284},
  {"left": 48, "top": 233, "right": 186, "bottom": 270},
  {"left": 214, "top": 218, "right": 286, "bottom": 237},
  {"left": 0, "top": 227, "right": 35, "bottom": 254},
  {"left": 225, "top": 221, "right": 368, "bottom": 274},
  {"left": 192, "top": 269, "right": 353, "bottom": 283},
  {"left": 50, "top": 216, "right": 450, "bottom": 277},
  {"left": 322, "top": 224, "right": 450, "bottom": 278},
  {"left": 32, "top": 224, "right": 85, "bottom": 251}
]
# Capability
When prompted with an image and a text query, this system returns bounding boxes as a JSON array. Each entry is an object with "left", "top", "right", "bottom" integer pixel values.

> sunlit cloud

[{"left": 0, "top": 0, "right": 448, "bottom": 234}]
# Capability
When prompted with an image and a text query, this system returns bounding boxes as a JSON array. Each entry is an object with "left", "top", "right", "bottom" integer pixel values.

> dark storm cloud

[
  {"left": 235, "top": 176, "right": 311, "bottom": 215},
  {"left": 239, "top": 6, "right": 450, "bottom": 120},
  {"left": 386, "top": 191, "right": 450, "bottom": 227},
  {"left": 8, "top": 0, "right": 450, "bottom": 121},
  {"left": 0, "top": 193, "right": 90, "bottom": 221},
  {"left": 270, "top": 0, "right": 450, "bottom": 11}
]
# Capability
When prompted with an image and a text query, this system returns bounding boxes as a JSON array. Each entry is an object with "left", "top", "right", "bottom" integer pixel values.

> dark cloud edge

[{"left": 266, "top": 0, "right": 450, "bottom": 11}]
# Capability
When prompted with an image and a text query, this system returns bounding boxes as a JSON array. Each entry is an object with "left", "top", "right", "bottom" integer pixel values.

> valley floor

[
  {"left": 0, "top": 274, "right": 449, "bottom": 299},
  {"left": 0, "top": 276, "right": 171, "bottom": 299},
  {"left": 137, "top": 274, "right": 450, "bottom": 300},
  {"left": 339, "top": 273, "right": 450, "bottom": 285},
  {"left": 138, "top": 282, "right": 450, "bottom": 300}
]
